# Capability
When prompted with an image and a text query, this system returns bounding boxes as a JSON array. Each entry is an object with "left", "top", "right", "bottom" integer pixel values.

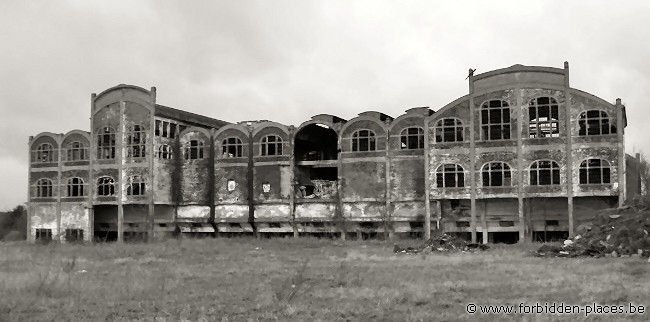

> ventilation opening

[
  {"left": 409, "top": 222, "right": 423, "bottom": 229},
  {"left": 489, "top": 232, "right": 519, "bottom": 244}
]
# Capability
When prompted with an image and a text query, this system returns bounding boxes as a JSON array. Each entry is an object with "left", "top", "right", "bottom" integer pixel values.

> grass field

[{"left": 0, "top": 238, "right": 648, "bottom": 321}]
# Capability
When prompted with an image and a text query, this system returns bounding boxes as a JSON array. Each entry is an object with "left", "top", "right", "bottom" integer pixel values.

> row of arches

[{"left": 33, "top": 176, "right": 147, "bottom": 198}]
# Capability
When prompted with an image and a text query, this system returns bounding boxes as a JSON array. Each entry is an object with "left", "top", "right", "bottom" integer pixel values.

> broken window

[
  {"left": 578, "top": 110, "right": 616, "bottom": 136},
  {"left": 481, "top": 162, "right": 512, "bottom": 187},
  {"left": 97, "top": 127, "right": 116, "bottom": 159},
  {"left": 528, "top": 97, "right": 560, "bottom": 138},
  {"left": 155, "top": 120, "right": 177, "bottom": 138},
  {"left": 529, "top": 160, "right": 561, "bottom": 185},
  {"left": 351, "top": 129, "right": 376, "bottom": 152},
  {"left": 222, "top": 137, "right": 243, "bottom": 157},
  {"left": 481, "top": 100, "right": 510, "bottom": 140},
  {"left": 35, "top": 228, "right": 52, "bottom": 243},
  {"left": 66, "top": 141, "right": 87, "bottom": 161},
  {"left": 126, "top": 124, "right": 146, "bottom": 158},
  {"left": 65, "top": 229, "right": 84, "bottom": 242},
  {"left": 579, "top": 158, "right": 611, "bottom": 184},
  {"left": 436, "top": 164, "right": 465, "bottom": 188},
  {"left": 434, "top": 118, "right": 464, "bottom": 143},
  {"left": 97, "top": 176, "right": 115, "bottom": 196},
  {"left": 261, "top": 135, "right": 283, "bottom": 156},
  {"left": 34, "top": 143, "right": 54, "bottom": 162},
  {"left": 127, "top": 175, "right": 145, "bottom": 196},
  {"left": 66, "top": 177, "right": 85, "bottom": 197},
  {"left": 227, "top": 179, "right": 236, "bottom": 192},
  {"left": 400, "top": 127, "right": 424, "bottom": 149},
  {"left": 157, "top": 144, "right": 172, "bottom": 159},
  {"left": 35, "top": 178, "right": 53, "bottom": 198},
  {"left": 184, "top": 140, "right": 204, "bottom": 160}
]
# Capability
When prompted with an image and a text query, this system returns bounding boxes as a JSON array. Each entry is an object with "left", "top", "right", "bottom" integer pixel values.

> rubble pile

[
  {"left": 394, "top": 232, "right": 489, "bottom": 254},
  {"left": 535, "top": 205, "right": 650, "bottom": 258}
]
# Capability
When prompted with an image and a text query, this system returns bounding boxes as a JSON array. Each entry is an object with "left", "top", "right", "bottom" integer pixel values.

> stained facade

[{"left": 27, "top": 63, "right": 642, "bottom": 243}]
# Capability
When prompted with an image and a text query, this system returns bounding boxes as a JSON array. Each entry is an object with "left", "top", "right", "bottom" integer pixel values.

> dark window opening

[
  {"left": 295, "top": 124, "right": 339, "bottom": 161},
  {"left": 127, "top": 175, "right": 145, "bottom": 196},
  {"left": 97, "top": 127, "right": 116, "bottom": 159},
  {"left": 456, "top": 221, "right": 470, "bottom": 228},
  {"left": 35, "top": 229, "right": 52, "bottom": 243},
  {"left": 268, "top": 223, "right": 281, "bottom": 228},
  {"left": 530, "top": 160, "right": 561, "bottom": 186},
  {"left": 222, "top": 137, "right": 243, "bottom": 157},
  {"left": 155, "top": 120, "right": 177, "bottom": 138},
  {"left": 126, "top": 124, "right": 146, "bottom": 158},
  {"left": 528, "top": 97, "right": 560, "bottom": 138},
  {"left": 579, "top": 110, "right": 616, "bottom": 136},
  {"left": 97, "top": 176, "right": 115, "bottom": 196},
  {"left": 400, "top": 127, "right": 424, "bottom": 149},
  {"left": 65, "top": 229, "right": 84, "bottom": 242},
  {"left": 435, "top": 118, "right": 464, "bottom": 143},
  {"left": 66, "top": 141, "right": 87, "bottom": 161},
  {"left": 35, "top": 178, "right": 53, "bottom": 198},
  {"left": 34, "top": 143, "right": 54, "bottom": 163},
  {"left": 261, "top": 135, "right": 283, "bottom": 156},
  {"left": 157, "top": 144, "right": 172, "bottom": 159},
  {"left": 545, "top": 220, "right": 559, "bottom": 226},
  {"left": 481, "top": 162, "right": 512, "bottom": 187},
  {"left": 66, "top": 177, "right": 85, "bottom": 197},
  {"left": 436, "top": 164, "right": 465, "bottom": 188},
  {"left": 351, "top": 129, "right": 376, "bottom": 152},
  {"left": 579, "top": 159, "right": 611, "bottom": 184},
  {"left": 481, "top": 100, "right": 510, "bottom": 140},
  {"left": 185, "top": 140, "right": 204, "bottom": 160}
]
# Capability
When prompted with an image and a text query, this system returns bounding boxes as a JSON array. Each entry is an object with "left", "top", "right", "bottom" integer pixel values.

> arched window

[
  {"left": 184, "top": 140, "right": 204, "bottom": 160},
  {"left": 351, "top": 130, "right": 376, "bottom": 152},
  {"left": 222, "top": 137, "right": 243, "bottom": 157},
  {"left": 66, "top": 141, "right": 87, "bottom": 161},
  {"left": 481, "top": 100, "right": 510, "bottom": 140},
  {"left": 530, "top": 160, "right": 560, "bottom": 185},
  {"left": 127, "top": 175, "right": 145, "bottom": 196},
  {"left": 579, "top": 110, "right": 616, "bottom": 136},
  {"left": 436, "top": 164, "right": 465, "bottom": 188},
  {"left": 66, "top": 177, "right": 85, "bottom": 197},
  {"left": 157, "top": 144, "right": 172, "bottom": 159},
  {"left": 97, "top": 176, "right": 115, "bottom": 196},
  {"left": 126, "top": 124, "right": 146, "bottom": 158},
  {"left": 434, "top": 118, "right": 464, "bottom": 143},
  {"left": 34, "top": 143, "right": 54, "bottom": 162},
  {"left": 579, "top": 159, "right": 611, "bottom": 184},
  {"left": 400, "top": 127, "right": 424, "bottom": 149},
  {"left": 35, "top": 178, "right": 53, "bottom": 198},
  {"left": 261, "top": 135, "right": 283, "bottom": 156},
  {"left": 529, "top": 97, "right": 559, "bottom": 138},
  {"left": 482, "top": 162, "right": 512, "bottom": 187},
  {"left": 97, "top": 127, "right": 116, "bottom": 159}
]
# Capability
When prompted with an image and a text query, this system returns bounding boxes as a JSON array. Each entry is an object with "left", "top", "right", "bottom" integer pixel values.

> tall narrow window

[
  {"left": 436, "top": 164, "right": 465, "bottom": 188},
  {"left": 35, "top": 178, "right": 53, "bottom": 198},
  {"left": 66, "top": 141, "right": 87, "bottom": 161},
  {"left": 261, "top": 135, "right": 283, "bottom": 156},
  {"left": 530, "top": 160, "right": 561, "bottom": 185},
  {"left": 400, "top": 127, "right": 424, "bottom": 149},
  {"left": 66, "top": 177, "right": 85, "bottom": 197},
  {"left": 222, "top": 137, "right": 243, "bottom": 157},
  {"left": 127, "top": 175, "right": 145, "bottom": 196},
  {"left": 481, "top": 162, "right": 512, "bottom": 187},
  {"left": 184, "top": 140, "right": 204, "bottom": 160},
  {"left": 155, "top": 120, "right": 177, "bottom": 138},
  {"left": 481, "top": 100, "right": 510, "bottom": 140},
  {"left": 157, "top": 144, "right": 172, "bottom": 159},
  {"left": 579, "top": 110, "right": 616, "bottom": 136},
  {"left": 579, "top": 159, "right": 611, "bottom": 184},
  {"left": 34, "top": 143, "right": 54, "bottom": 162},
  {"left": 97, "top": 127, "right": 116, "bottom": 159},
  {"left": 351, "top": 130, "right": 376, "bottom": 152},
  {"left": 126, "top": 124, "right": 146, "bottom": 158},
  {"left": 529, "top": 97, "right": 560, "bottom": 138},
  {"left": 97, "top": 176, "right": 115, "bottom": 196},
  {"left": 434, "top": 118, "right": 464, "bottom": 143}
]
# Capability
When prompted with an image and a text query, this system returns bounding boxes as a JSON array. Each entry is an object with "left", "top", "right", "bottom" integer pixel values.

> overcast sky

[{"left": 1, "top": 0, "right": 648, "bottom": 209}]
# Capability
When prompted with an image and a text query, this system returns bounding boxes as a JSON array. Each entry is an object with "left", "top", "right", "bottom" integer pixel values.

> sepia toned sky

[{"left": 0, "top": 0, "right": 649, "bottom": 209}]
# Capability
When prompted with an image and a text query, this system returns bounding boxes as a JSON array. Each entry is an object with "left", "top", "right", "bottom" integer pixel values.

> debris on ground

[
  {"left": 394, "top": 232, "right": 489, "bottom": 254},
  {"left": 535, "top": 203, "right": 650, "bottom": 258}
]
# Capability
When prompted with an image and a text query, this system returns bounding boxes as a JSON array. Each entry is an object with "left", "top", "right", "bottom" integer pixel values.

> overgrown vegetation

[{"left": 0, "top": 205, "right": 26, "bottom": 241}]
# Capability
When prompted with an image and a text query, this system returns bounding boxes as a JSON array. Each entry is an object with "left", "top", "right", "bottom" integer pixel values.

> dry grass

[{"left": 0, "top": 238, "right": 648, "bottom": 321}]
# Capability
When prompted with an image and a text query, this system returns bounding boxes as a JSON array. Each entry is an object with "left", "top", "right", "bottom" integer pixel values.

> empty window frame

[
  {"left": 578, "top": 110, "right": 616, "bottom": 136},
  {"left": 66, "top": 177, "right": 85, "bottom": 197},
  {"left": 66, "top": 141, "right": 87, "bottom": 161},
  {"left": 65, "top": 229, "right": 84, "bottom": 242},
  {"left": 97, "top": 127, "right": 116, "bottom": 159},
  {"left": 222, "top": 137, "right": 243, "bottom": 157},
  {"left": 400, "top": 127, "right": 424, "bottom": 149},
  {"left": 434, "top": 118, "right": 464, "bottom": 143},
  {"left": 436, "top": 164, "right": 465, "bottom": 188},
  {"left": 155, "top": 120, "right": 177, "bottom": 138},
  {"left": 35, "top": 228, "right": 52, "bottom": 242},
  {"left": 35, "top": 178, "right": 53, "bottom": 198},
  {"left": 127, "top": 175, "right": 145, "bottom": 196},
  {"left": 126, "top": 124, "right": 146, "bottom": 158},
  {"left": 579, "top": 159, "right": 611, "bottom": 184},
  {"left": 184, "top": 140, "right": 204, "bottom": 160},
  {"left": 529, "top": 160, "right": 561, "bottom": 185},
  {"left": 97, "top": 176, "right": 115, "bottom": 196},
  {"left": 157, "top": 144, "right": 172, "bottom": 159},
  {"left": 261, "top": 135, "right": 283, "bottom": 156},
  {"left": 34, "top": 143, "right": 54, "bottom": 162},
  {"left": 481, "top": 162, "right": 512, "bottom": 187},
  {"left": 351, "top": 130, "right": 376, "bottom": 152},
  {"left": 480, "top": 100, "right": 511, "bottom": 140},
  {"left": 528, "top": 97, "right": 560, "bottom": 138}
]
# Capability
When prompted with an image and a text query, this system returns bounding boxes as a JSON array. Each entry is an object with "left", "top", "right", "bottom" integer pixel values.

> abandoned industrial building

[{"left": 26, "top": 62, "right": 642, "bottom": 244}]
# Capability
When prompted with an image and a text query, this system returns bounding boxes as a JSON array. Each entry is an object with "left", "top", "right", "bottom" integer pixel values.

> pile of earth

[
  {"left": 535, "top": 203, "right": 650, "bottom": 258},
  {"left": 394, "top": 232, "right": 489, "bottom": 254}
]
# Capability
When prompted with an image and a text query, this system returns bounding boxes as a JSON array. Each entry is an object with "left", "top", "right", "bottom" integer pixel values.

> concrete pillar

[{"left": 423, "top": 115, "right": 432, "bottom": 240}]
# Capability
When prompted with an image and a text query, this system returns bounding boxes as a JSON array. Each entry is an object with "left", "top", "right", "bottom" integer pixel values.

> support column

[
  {"left": 89, "top": 93, "right": 96, "bottom": 242},
  {"left": 27, "top": 137, "right": 33, "bottom": 242},
  {"left": 147, "top": 87, "right": 156, "bottom": 242},
  {"left": 564, "top": 62, "right": 575, "bottom": 237},
  {"left": 616, "top": 98, "right": 626, "bottom": 207},
  {"left": 117, "top": 101, "right": 125, "bottom": 242},
  {"left": 384, "top": 126, "right": 392, "bottom": 240},
  {"left": 288, "top": 127, "right": 298, "bottom": 238},
  {"left": 246, "top": 125, "right": 255, "bottom": 237},
  {"left": 515, "top": 85, "right": 525, "bottom": 242},
  {"left": 468, "top": 71, "right": 477, "bottom": 243},
  {"left": 56, "top": 134, "right": 63, "bottom": 241},
  {"left": 423, "top": 115, "right": 432, "bottom": 240},
  {"left": 337, "top": 131, "right": 345, "bottom": 241}
]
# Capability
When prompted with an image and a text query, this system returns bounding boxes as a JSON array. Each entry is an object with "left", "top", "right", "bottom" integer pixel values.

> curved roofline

[
  {"left": 388, "top": 113, "right": 427, "bottom": 132},
  {"left": 178, "top": 126, "right": 212, "bottom": 140},
  {"left": 295, "top": 119, "right": 340, "bottom": 134},
  {"left": 473, "top": 64, "right": 565, "bottom": 81},
  {"left": 30, "top": 132, "right": 61, "bottom": 145},
  {"left": 62, "top": 130, "right": 91, "bottom": 143},
  {"left": 340, "top": 116, "right": 389, "bottom": 136},
  {"left": 94, "top": 84, "right": 151, "bottom": 101},
  {"left": 251, "top": 121, "right": 291, "bottom": 137},
  {"left": 570, "top": 88, "right": 616, "bottom": 107},
  {"left": 214, "top": 124, "right": 250, "bottom": 139},
  {"left": 427, "top": 94, "right": 470, "bottom": 125}
]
